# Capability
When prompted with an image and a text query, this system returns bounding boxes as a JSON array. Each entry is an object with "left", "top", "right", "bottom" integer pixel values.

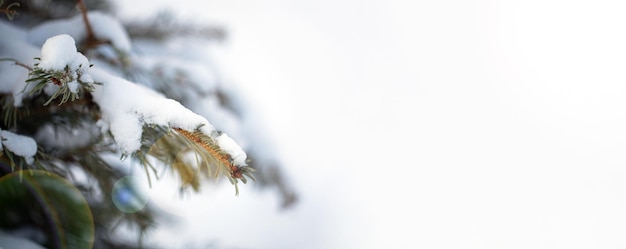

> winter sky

[{"left": 114, "top": 1, "right": 626, "bottom": 248}]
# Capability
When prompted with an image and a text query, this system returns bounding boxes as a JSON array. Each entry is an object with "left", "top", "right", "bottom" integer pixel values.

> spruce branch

[
  {"left": 135, "top": 125, "right": 255, "bottom": 195},
  {"left": 172, "top": 128, "right": 255, "bottom": 195}
]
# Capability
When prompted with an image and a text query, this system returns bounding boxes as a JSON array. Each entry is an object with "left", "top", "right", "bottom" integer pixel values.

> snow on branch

[
  {"left": 27, "top": 34, "right": 96, "bottom": 106},
  {"left": 90, "top": 67, "right": 217, "bottom": 153},
  {"left": 69, "top": 36, "right": 254, "bottom": 191},
  {"left": 2, "top": 29, "right": 254, "bottom": 194},
  {"left": 90, "top": 67, "right": 255, "bottom": 192},
  {"left": 0, "top": 128, "right": 37, "bottom": 165},
  {"left": 28, "top": 34, "right": 247, "bottom": 164},
  {"left": 1, "top": 13, "right": 254, "bottom": 195}
]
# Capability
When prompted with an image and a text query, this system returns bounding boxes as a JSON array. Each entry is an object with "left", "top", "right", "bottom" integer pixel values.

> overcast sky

[{"left": 115, "top": 1, "right": 626, "bottom": 248}]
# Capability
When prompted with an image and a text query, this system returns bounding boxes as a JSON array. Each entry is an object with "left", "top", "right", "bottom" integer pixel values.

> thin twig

[
  {"left": 76, "top": 0, "right": 96, "bottom": 45},
  {"left": 0, "top": 58, "right": 32, "bottom": 70}
]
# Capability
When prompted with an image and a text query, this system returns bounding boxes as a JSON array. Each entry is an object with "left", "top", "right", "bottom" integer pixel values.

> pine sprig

[
  {"left": 173, "top": 128, "right": 255, "bottom": 194},
  {"left": 135, "top": 125, "right": 254, "bottom": 195},
  {"left": 26, "top": 59, "right": 97, "bottom": 106}
]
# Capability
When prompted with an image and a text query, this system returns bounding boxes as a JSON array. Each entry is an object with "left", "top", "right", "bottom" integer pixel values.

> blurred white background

[{"left": 114, "top": 1, "right": 626, "bottom": 248}]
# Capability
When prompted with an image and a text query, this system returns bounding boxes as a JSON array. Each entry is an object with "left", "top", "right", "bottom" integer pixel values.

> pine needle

[{"left": 141, "top": 126, "right": 254, "bottom": 195}]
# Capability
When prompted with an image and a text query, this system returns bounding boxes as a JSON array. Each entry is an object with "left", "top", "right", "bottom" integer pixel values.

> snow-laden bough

[{"left": 30, "top": 34, "right": 254, "bottom": 193}]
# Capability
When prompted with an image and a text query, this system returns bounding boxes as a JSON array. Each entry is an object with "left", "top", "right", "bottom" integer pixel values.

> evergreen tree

[{"left": 0, "top": 0, "right": 296, "bottom": 248}]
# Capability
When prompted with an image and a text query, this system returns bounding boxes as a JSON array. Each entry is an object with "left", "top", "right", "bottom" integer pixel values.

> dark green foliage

[{"left": 0, "top": 169, "right": 94, "bottom": 248}]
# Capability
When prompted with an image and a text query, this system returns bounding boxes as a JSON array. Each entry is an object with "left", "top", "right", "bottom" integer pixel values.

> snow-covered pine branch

[
  {"left": 31, "top": 33, "right": 254, "bottom": 191},
  {"left": 0, "top": 11, "right": 254, "bottom": 193}
]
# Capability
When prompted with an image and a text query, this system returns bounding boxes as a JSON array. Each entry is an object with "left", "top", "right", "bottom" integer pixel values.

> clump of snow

[
  {"left": 216, "top": 134, "right": 247, "bottom": 166},
  {"left": 90, "top": 68, "right": 218, "bottom": 153},
  {"left": 90, "top": 67, "right": 248, "bottom": 164},
  {"left": 36, "top": 34, "right": 94, "bottom": 94},
  {"left": 0, "top": 129, "right": 38, "bottom": 164},
  {"left": 38, "top": 34, "right": 90, "bottom": 76},
  {"left": 28, "top": 11, "right": 132, "bottom": 53}
]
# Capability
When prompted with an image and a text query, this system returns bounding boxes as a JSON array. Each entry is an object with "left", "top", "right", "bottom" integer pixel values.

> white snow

[
  {"left": 28, "top": 11, "right": 131, "bottom": 53},
  {"left": 35, "top": 34, "right": 94, "bottom": 96},
  {"left": 79, "top": 73, "right": 93, "bottom": 83},
  {"left": 38, "top": 34, "right": 90, "bottom": 75},
  {"left": 87, "top": 12, "right": 132, "bottom": 52},
  {"left": 0, "top": 129, "right": 38, "bottom": 164},
  {"left": 67, "top": 81, "right": 79, "bottom": 93},
  {"left": 216, "top": 133, "right": 247, "bottom": 166},
  {"left": 90, "top": 68, "right": 248, "bottom": 162}
]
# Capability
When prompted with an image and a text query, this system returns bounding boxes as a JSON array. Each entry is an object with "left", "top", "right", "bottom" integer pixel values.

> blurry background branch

[{"left": 124, "top": 11, "right": 226, "bottom": 41}]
